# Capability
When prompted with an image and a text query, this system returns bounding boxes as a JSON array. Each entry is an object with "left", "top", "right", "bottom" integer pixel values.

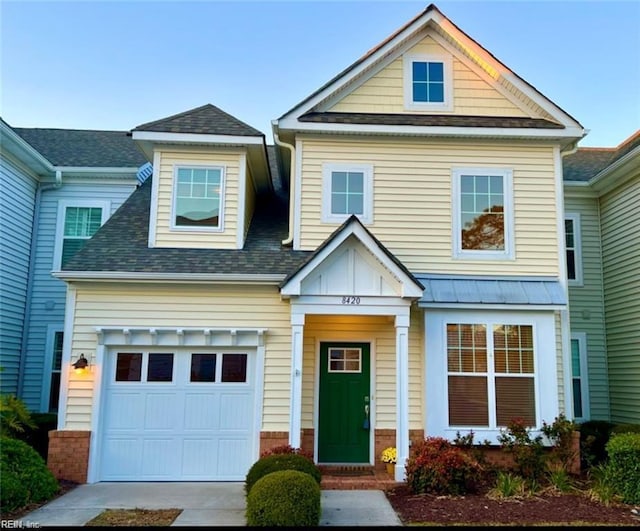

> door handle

[{"left": 362, "top": 400, "right": 370, "bottom": 430}]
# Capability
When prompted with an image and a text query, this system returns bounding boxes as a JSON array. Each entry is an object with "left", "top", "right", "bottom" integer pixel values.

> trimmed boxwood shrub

[
  {"left": 405, "top": 436, "right": 483, "bottom": 495},
  {"left": 245, "top": 453, "right": 321, "bottom": 494},
  {"left": 605, "top": 432, "right": 640, "bottom": 504},
  {"left": 0, "top": 436, "right": 59, "bottom": 513},
  {"left": 610, "top": 423, "right": 640, "bottom": 435},
  {"left": 246, "top": 470, "right": 321, "bottom": 527}
]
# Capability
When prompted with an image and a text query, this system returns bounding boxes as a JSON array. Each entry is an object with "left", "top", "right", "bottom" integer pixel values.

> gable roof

[
  {"left": 58, "top": 178, "right": 310, "bottom": 278},
  {"left": 275, "top": 3, "right": 584, "bottom": 141},
  {"left": 280, "top": 214, "right": 424, "bottom": 298},
  {"left": 12, "top": 127, "right": 147, "bottom": 168},
  {"left": 563, "top": 129, "right": 640, "bottom": 182},
  {"left": 133, "top": 104, "right": 263, "bottom": 136}
]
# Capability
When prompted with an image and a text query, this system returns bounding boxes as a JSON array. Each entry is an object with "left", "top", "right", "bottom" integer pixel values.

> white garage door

[{"left": 99, "top": 349, "right": 256, "bottom": 481}]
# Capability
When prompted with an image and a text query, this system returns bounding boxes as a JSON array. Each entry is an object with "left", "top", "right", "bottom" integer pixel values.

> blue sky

[{"left": 2, "top": 0, "right": 639, "bottom": 147}]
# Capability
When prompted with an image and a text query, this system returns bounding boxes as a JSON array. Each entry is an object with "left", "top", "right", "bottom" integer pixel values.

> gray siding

[
  {"left": 21, "top": 181, "right": 136, "bottom": 411},
  {"left": 600, "top": 173, "right": 640, "bottom": 424},
  {"left": 564, "top": 193, "right": 610, "bottom": 420},
  {"left": 0, "top": 155, "right": 37, "bottom": 395}
]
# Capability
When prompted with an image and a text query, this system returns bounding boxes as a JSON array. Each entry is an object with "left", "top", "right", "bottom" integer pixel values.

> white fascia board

[
  {"left": 52, "top": 271, "right": 284, "bottom": 284},
  {"left": 276, "top": 120, "right": 585, "bottom": 140},
  {"left": 55, "top": 166, "right": 140, "bottom": 173},
  {"left": 277, "top": 9, "right": 438, "bottom": 123},
  {"left": 281, "top": 221, "right": 423, "bottom": 298},
  {"left": 1, "top": 122, "right": 55, "bottom": 173},
  {"left": 131, "top": 131, "right": 264, "bottom": 145},
  {"left": 589, "top": 146, "right": 640, "bottom": 193},
  {"left": 417, "top": 302, "right": 566, "bottom": 310},
  {"left": 563, "top": 181, "right": 598, "bottom": 198}
]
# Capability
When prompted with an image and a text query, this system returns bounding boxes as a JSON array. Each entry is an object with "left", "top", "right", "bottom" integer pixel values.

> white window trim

[
  {"left": 565, "top": 213, "right": 583, "bottom": 286},
  {"left": 571, "top": 332, "right": 590, "bottom": 422},
  {"left": 170, "top": 164, "right": 226, "bottom": 233},
  {"left": 53, "top": 199, "right": 111, "bottom": 270},
  {"left": 321, "top": 163, "right": 373, "bottom": 225},
  {"left": 403, "top": 53, "right": 453, "bottom": 111},
  {"left": 452, "top": 167, "right": 515, "bottom": 260},
  {"left": 425, "top": 310, "right": 558, "bottom": 445},
  {"left": 40, "top": 324, "right": 64, "bottom": 412}
]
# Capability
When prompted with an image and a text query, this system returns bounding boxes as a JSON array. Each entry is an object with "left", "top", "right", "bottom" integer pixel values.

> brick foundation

[
  {"left": 259, "top": 431, "right": 289, "bottom": 455},
  {"left": 47, "top": 430, "right": 91, "bottom": 484}
]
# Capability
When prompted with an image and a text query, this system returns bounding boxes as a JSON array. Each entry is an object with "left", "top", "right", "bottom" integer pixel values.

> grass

[{"left": 84, "top": 508, "right": 182, "bottom": 527}]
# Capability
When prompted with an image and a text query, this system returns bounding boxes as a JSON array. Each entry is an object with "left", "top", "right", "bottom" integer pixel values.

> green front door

[{"left": 318, "top": 342, "right": 370, "bottom": 463}]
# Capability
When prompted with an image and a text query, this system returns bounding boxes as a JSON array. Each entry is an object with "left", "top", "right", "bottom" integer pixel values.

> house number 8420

[{"left": 341, "top": 296, "right": 361, "bottom": 305}]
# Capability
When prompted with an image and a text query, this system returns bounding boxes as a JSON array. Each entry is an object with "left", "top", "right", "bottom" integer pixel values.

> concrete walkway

[{"left": 17, "top": 482, "right": 403, "bottom": 527}]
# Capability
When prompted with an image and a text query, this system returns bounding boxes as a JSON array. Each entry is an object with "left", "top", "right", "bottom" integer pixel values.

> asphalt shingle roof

[
  {"left": 13, "top": 128, "right": 147, "bottom": 167},
  {"left": 563, "top": 129, "right": 640, "bottom": 182},
  {"left": 299, "top": 112, "right": 564, "bottom": 129},
  {"left": 62, "top": 178, "right": 310, "bottom": 275},
  {"left": 133, "top": 104, "right": 264, "bottom": 137}
]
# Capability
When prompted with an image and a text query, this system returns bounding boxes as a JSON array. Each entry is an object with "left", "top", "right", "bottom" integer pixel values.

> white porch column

[
  {"left": 289, "top": 313, "right": 305, "bottom": 448},
  {"left": 395, "top": 311, "right": 410, "bottom": 482}
]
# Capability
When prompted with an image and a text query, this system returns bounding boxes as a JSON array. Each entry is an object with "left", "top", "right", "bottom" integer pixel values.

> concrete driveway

[{"left": 17, "top": 482, "right": 402, "bottom": 527}]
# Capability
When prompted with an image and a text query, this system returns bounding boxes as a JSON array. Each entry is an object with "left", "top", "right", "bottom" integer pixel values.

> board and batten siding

[
  {"left": 599, "top": 175, "right": 640, "bottom": 423},
  {"left": 21, "top": 182, "right": 136, "bottom": 411},
  {"left": 564, "top": 193, "right": 610, "bottom": 420},
  {"left": 331, "top": 36, "right": 530, "bottom": 118},
  {"left": 0, "top": 155, "right": 38, "bottom": 395},
  {"left": 64, "top": 283, "right": 292, "bottom": 431},
  {"left": 153, "top": 149, "right": 241, "bottom": 249},
  {"left": 298, "top": 136, "right": 560, "bottom": 276},
  {"left": 302, "top": 310, "right": 423, "bottom": 431}
]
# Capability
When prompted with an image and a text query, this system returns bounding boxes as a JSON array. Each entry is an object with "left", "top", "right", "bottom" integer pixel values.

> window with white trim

[
  {"left": 447, "top": 323, "right": 536, "bottom": 428},
  {"left": 403, "top": 54, "right": 453, "bottom": 111},
  {"left": 322, "top": 163, "right": 373, "bottom": 224},
  {"left": 565, "top": 214, "right": 583, "bottom": 285},
  {"left": 570, "top": 333, "right": 589, "bottom": 421},
  {"left": 172, "top": 166, "right": 224, "bottom": 230},
  {"left": 452, "top": 168, "right": 514, "bottom": 260},
  {"left": 56, "top": 203, "right": 109, "bottom": 268}
]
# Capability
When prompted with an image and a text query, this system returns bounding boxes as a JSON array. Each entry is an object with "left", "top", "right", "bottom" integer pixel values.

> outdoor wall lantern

[{"left": 72, "top": 353, "right": 90, "bottom": 374}]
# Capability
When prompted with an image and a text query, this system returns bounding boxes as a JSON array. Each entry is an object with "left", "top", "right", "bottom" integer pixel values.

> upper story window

[
  {"left": 565, "top": 214, "right": 583, "bottom": 285},
  {"left": 172, "top": 166, "right": 224, "bottom": 231},
  {"left": 54, "top": 200, "right": 109, "bottom": 269},
  {"left": 452, "top": 168, "right": 514, "bottom": 260},
  {"left": 322, "top": 163, "right": 373, "bottom": 224},
  {"left": 403, "top": 54, "right": 453, "bottom": 111}
]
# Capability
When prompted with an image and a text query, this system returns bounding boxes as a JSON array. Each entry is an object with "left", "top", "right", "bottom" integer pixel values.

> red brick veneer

[{"left": 47, "top": 430, "right": 91, "bottom": 484}]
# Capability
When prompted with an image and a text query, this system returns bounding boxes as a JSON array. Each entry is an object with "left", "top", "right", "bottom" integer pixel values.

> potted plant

[{"left": 381, "top": 446, "right": 397, "bottom": 475}]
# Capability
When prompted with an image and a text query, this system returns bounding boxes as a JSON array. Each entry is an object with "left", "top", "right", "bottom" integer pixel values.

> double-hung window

[
  {"left": 452, "top": 168, "right": 514, "bottom": 260},
  {"left": 565, "top": 214, "right": 583, "bottom": 285},
  {"left": 403, "top": 54, "right": 452, "bottom": 110},
  {"left": 322, "top": 163, "right": 373, "bottom": 224},
  {"left": 55, "top": 201, "right": 109, "bottom": 268},
  {"left": 173, "top": 166, "right": 224, "bottom": 230},
  {"left": 570, "top": 333, "right": 589, "bottom": 421}
]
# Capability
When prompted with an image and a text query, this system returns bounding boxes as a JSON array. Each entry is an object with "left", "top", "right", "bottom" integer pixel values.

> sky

[{"left": 1, "top": 0, "right": 639, "bottom": 148}]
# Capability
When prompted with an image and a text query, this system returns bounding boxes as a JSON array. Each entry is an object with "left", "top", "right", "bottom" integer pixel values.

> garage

[{"left": 99, "top": 348, "right": 256, "bottom": 481}]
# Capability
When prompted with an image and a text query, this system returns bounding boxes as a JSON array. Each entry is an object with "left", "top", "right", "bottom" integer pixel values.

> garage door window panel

[
  {"left": 221, "top": 353, "right": 247, "bottom": 383},
  {"left": 116, "top": 353, "right": 143, "bottom": 382},
  {"left": 147, "top": 353, "right": 174, "bottom": 382},
  {"left": 191, "top": 354, "right": 217, "bottom": 382}
]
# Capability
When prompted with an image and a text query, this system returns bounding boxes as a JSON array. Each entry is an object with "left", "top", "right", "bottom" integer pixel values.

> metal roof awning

[{"left": 416, "top": 275, "right": 567, "bottom": 309}]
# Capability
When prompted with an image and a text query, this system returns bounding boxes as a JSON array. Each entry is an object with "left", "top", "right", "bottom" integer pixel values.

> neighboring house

[
  {"left": 47, "top": 4, "right": 590, "bottom": 484},
  {"left": 0, "top": 120, "right": 146, "bottom": 413},
  {"left": 563, "top": 131, "right": 640, "bottom": 425}
]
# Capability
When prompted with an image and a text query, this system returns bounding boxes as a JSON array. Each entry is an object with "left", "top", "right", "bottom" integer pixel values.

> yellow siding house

[{"left": 51, "top": 4, "right": 587, "bottom": 484}]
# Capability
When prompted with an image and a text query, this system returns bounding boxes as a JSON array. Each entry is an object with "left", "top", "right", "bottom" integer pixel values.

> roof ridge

[
  {"left": 13, "top": 127, "right": 130, "bottom": 134},
  {"left": 132, "top": 104, "right": 213, "bottom": 131}
]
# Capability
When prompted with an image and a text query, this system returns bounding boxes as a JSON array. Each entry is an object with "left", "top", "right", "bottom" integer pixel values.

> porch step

[{"left": 319, "top": 465, "right": 401, "bottom": 490}]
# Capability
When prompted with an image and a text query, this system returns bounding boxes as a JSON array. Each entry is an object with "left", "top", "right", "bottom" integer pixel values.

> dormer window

[
  {"left": 172, "top": 166, "right": 224, "bottom": 231},
  {"left": 403, "top": 54, "right": 453, "bottom": 111}
]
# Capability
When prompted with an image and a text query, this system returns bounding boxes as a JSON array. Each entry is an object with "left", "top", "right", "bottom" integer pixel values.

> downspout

[
  {"left": 17, "top": 169, "right": 63, "bottom": 400},
  {"left": 272, "top": 127, "right": 295, "bottom": 246}
]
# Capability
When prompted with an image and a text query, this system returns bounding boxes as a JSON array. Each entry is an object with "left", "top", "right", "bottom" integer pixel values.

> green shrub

[
  {"left": 541, "top": 414, "right": 578, "bottom": 472},
  {"left": 610, "top": 423, "right": 640, "bottom": 435},
  {"left": 405, "top": 436, "right": 483, "bottom": 495},
  {"left": 0, "top": 394, "right": 36, "bottom": 438},
  {"left": 488, "top": 471, "right": 526, "bottom": 499},
  {"left": 497, "top": 418, "right": 546, "bottom": 483},
  {"left": 16, "top": 413, "right": 58, "bottom": 460},
  {"left": 0, "top": 436, "right": 59, "bottom": 512},
  {"left": 246, "top": 470, "right": 321, "bottom": 527},
  {"left": 245, "top": 453, "right": 321, "bottom": 494},
  {"left": 605, "top": 432, "right": 640, "bottom": 504},
  {"left": 578, "top": 420, "right": 615, "bottom": 469}
]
